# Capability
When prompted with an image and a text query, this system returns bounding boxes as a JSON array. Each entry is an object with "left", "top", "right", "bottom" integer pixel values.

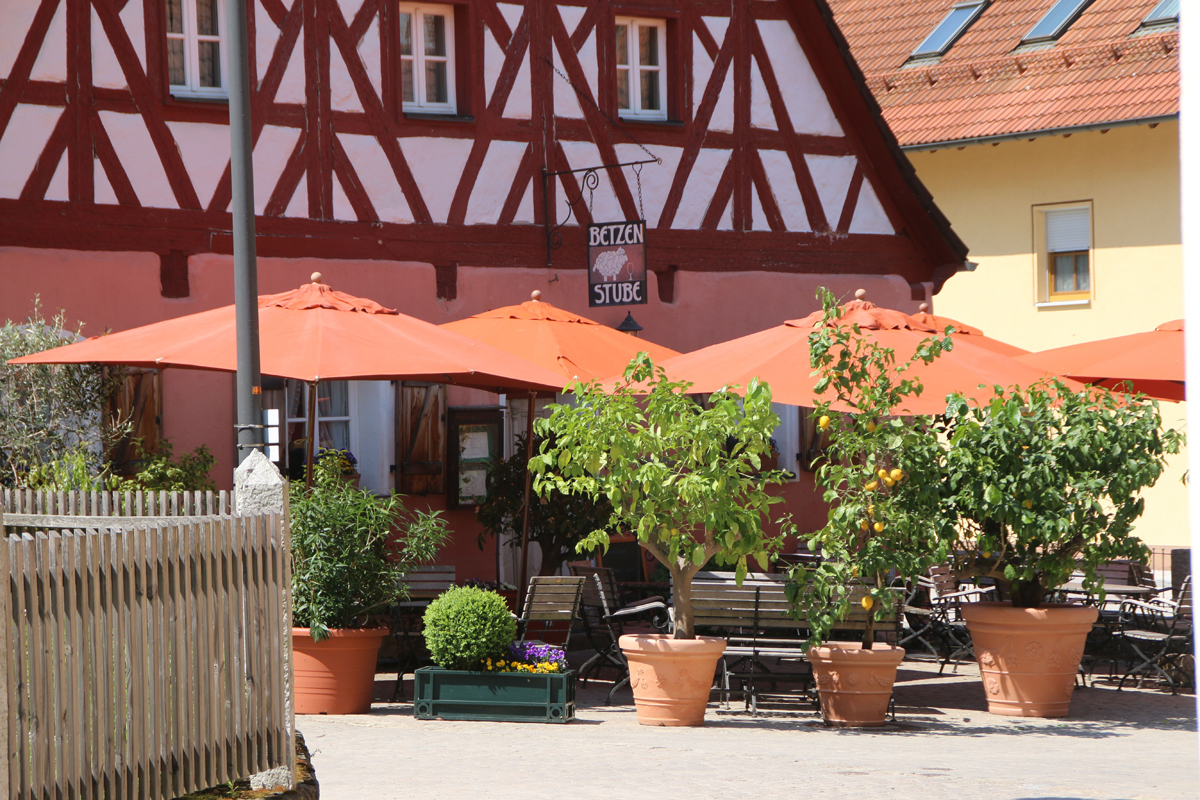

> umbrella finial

[
  {"left": 919, "top": 302, "right": 929, "bottom": 313},
  {"left": 311, "top": 272, "right": 323, "bottom": 284},
  {"left": 531, "top": 290, "right": 542, "bottom": 302},
  {"left": 855, "top": 288, "right": 867, "bottom": 300}
]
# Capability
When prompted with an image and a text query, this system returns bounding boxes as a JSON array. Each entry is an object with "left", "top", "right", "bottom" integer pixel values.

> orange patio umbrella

[
  {"left": 441, "top": 290, "right": 680, "bottom": 383},
  {"left": 441, "top": 290, "right": 680, "bottom": 602},
  {"left": 650, "top": 290, "right": 1077, "bottom": 415},
  {"left": 11, "top": 274, "right": 566, "bottom": 484},
  {"left": 909, "top": 304, "right": 1029, "bottom": 358},
  {"left": 1016, "top": 320, "right": 1184, "bottom": 401}
]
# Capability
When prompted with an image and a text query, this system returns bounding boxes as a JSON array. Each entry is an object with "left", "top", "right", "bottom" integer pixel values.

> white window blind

[{"left": 1046, "top": 208, "right": 1090, "bottom": 252}]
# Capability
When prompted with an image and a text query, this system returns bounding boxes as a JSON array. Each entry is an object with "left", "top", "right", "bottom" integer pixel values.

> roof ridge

[{"left": 868, "top": 30, "right": 1178, "bottom": 95}]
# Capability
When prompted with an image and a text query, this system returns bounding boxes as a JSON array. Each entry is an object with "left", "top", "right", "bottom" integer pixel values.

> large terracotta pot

[
  {"left": 961, "top": 602, "right": 1098, "bottom": 718},
  {"left": 808, "top": 643, "right": 906, "bottom": 727},
  {"left": 619, "top": 634, "right": 726, "bottom": 727},
  {"left": 292, "top": 627, "right": 386, "bottom": 714}
]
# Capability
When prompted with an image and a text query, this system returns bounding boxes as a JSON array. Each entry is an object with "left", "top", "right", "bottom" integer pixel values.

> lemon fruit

[
  {"left": 873, "top": 521, "right": 885, "bottom": 533},
  {"left": 861, "top": 596, "right": 874, "bottom": 611},
  {"left": 818, "top": 415, "right": 831, "bottom": 431},
  {"left": 859, "top": 520, "right": 868, "bottom": 531},
  {"left": 889, "top": 468, "right": 903, "bottom": 482},
  {"left": 883, "top": 477, "right": 896, "bottom": 487},
  {"left": 982, "top": 551, "right": 992, "bottom": 558},
  {"left": 866, "top": 421, "right": 877, "bottom": 433},
  {"left": 877, "top": 468, "right": 888, "bottom": 479},
  {"left": 865, "top": 480, "right": 879, "bottom": 492},
  {"left": 1023, "top": 500, "right": 1033, "bottom": 509}
]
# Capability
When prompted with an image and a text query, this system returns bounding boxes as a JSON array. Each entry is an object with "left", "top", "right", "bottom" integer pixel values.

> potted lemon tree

[
  {"left": 532, "top": 354, "right": 790, "bottom": 727},
  {"left": 940, "top": 379, "right": 1182, "bottom": 717},
  {"left": 290, "top": 453, "right": 448, "bottom": 714},
  {"left": 786, "top": 289, "right": 956, "bottom": 726}
]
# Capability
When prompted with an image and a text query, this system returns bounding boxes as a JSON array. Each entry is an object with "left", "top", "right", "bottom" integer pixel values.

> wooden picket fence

[{"left": 0, "top": 489, "right": 295, "bottom": 800}]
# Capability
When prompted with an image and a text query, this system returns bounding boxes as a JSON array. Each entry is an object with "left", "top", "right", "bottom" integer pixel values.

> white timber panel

[
  {"left": 166, "top": 120, "right": 232, "bottom": 208},
  {"left": 252, "top": 125, "right": 302, "bottom": 214},
  {"left": 401, "top": 137, "right": 474, "bottom": 222},
  {"left": 98, "top": 111, "right": 179, "bottom": 207},
  {"left": 119, "top": 0, "right": 145, "bottom": 71},
  {"left": 758, "top": 19, "right": 843, "bottom": 137},
  {"left": 0, "top": 0, "right": 43, "bottom": 79},
  {"left": 558, "top": 140, "right": 622, "bottom": 224},
  {"left": 758, "top": 149, "right": 811, "bottom": 232},
  {"left": 805, "top": 154, "right": 857, "bottom": 229},
  {"left": 329, "top": 43, "right": 364, "bottom": 113},
  {"left": 465, "top": 139, "right": 527, "bottom": 224},
  {"left": 92, "top": 7, "right": 127, "bottom": 89},
  {"left": 850, "top": 180, "right": 895, "bottom": 235},
  {"left": 340, "top": 133, "right": 414, "bottom": 223},
  {"left": 614, "top": 144, "right": 682, "bottom": 228},
  {"left": 673, "top": 148, "right": 730, "bottom": 229},
  {"left": 359, "top": 14, "right": 382, "bottom": 98},
  {"left": 0, "top": 104, "right": 61, "bottom": 198},
  {"left": 255, "top": 2, "right": 278, "bottom": 82}
]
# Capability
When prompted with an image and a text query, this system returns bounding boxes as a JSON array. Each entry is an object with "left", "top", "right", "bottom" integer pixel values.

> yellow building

[{"left": 830, "top": 0, "right": 1185, "bottom": 546}]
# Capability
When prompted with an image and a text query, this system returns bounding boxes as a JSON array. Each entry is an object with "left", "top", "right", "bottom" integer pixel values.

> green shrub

[
  {"left": 291, "top": 454, "right": 449, "bottom": 641},
  {"left": 111, "top": 438, "right": 217, "bottom": 493},
  {"left": 422, "top": 587, "right": 517, "bottom": 670}
]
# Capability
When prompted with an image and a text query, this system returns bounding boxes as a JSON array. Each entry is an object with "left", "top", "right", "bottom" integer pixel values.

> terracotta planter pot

[
  {"left": 292, "top": 627, "right": 386, "bottom": 714},
  {"left": 808, "top": 643, "right": 906, "bottom": 727},
  {"left": 962, "top": 602, "right": 1098, "bottom": 718},
  {"left": 619, "top": 634, "right": 726, "bottom": 727}
]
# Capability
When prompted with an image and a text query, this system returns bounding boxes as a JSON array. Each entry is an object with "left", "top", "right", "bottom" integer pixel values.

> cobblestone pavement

[{"left": 298, "top": 660, "right": 1198, "bottom": 800}]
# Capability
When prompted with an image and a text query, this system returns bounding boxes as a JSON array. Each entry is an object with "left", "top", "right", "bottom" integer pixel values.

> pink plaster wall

[{"left": 2, "top": 246, "right": 920, "bottom": 581}]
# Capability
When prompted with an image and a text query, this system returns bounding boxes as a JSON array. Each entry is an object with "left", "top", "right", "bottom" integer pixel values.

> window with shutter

[{"left": 1035, "top": 203, "right": 1093, "bottom": 304}]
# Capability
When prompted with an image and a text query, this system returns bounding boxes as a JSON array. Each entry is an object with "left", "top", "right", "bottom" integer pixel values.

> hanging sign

[{"left": 588, "top": 220, "right": 647, "bottom": 307}]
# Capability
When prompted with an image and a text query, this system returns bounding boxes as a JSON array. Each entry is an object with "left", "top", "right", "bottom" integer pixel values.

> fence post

[{"left": 234, "top": 452, "right": 294, "bottom": 792}]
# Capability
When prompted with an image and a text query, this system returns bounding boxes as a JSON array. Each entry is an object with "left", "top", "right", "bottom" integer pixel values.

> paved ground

[{"left": 298, "top": 659, "right": 1198, "bottom": 800}]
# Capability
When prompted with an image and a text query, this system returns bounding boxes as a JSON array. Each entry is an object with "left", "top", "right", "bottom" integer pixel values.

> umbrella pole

[
  {"left": 517, "top": 392, "right": 536, "bottom": 609},
  {"left": 305, "top": 380, "right": 319, "bottom": 489}
]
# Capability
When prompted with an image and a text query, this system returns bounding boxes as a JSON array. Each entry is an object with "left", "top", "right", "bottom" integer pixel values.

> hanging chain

[
  {"left": 633, "top": 163, "right": 645, "bottom": 220},
  {"left": 544, "top": 58, "right": 661, "bottom": 165}
]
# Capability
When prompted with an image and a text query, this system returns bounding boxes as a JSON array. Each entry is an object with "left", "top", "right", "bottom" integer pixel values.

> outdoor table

[{"left": 1058, "top": 582, "right": 1153, "bottom": 597}]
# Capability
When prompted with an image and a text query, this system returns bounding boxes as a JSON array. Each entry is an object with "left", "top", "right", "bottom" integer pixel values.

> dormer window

[
  {"left": 910, "top": 1, "right": 988, "bottom": 60},
  {"left": 1021, "top": 0, "right": 1093, "bottom": 43}
]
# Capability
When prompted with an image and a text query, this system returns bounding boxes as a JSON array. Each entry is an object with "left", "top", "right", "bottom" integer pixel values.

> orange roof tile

[{"left": 827, "top": 0, "right": 1179, "bottom": 146}]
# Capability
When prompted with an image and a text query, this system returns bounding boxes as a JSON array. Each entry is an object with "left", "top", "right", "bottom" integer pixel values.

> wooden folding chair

[{"left": 516, "top": 576, "right": 585, "bottom": 649}]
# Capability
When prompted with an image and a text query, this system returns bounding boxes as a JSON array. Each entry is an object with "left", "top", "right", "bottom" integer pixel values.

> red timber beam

[{"left": 0, "top": 200, "right": 933, "bottom": 280}]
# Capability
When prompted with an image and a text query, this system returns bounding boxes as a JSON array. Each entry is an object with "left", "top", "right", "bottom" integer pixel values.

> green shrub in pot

[
  {"left": 290, "top": 453, "right": 449, "bottom": 641},
  {"left": 422, "top": 587, "right": 518, "bottom": 670},
  {"left": 940, "top": 380, "right": 1183, "bottom": 606},
  {"left": 786, "top": 289, "right": 955, "bottom": 646}
]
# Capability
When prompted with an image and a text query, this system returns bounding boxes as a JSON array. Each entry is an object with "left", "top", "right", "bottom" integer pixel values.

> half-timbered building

[{"left": 0, "top": 0, "right": 968, "bottom": 579}]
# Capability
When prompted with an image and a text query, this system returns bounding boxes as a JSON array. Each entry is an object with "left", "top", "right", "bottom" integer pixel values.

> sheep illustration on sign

[{"left": 588, "top": 221, "right": 647, "bottom": 307}]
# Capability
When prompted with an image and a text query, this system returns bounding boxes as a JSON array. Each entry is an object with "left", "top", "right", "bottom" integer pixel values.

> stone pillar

[
  {"left": 235, "top": 450, "right": 294, "bottom": 791},
  {"left": 235, "top": 449, "right": 286, "bottom": 516}
]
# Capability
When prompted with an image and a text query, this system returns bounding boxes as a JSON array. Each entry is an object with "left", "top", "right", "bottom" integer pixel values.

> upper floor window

[
  {"left": 616, "top": 17, "right": 667, "bottom": 121},
  {"left": 400, "top": 4, "right": 456, "bottom": 115},
  {"left": 1035, "top": 204, "right": 1092, "bottom": 304},
  {"left": 1021, "top": 0, "right": 1093, "bottom": 44},
  {"left": 166, "top": 0, "right": 225, "bottom": 98},
  {"left": 909, "top": 1, "right": 988, "bottom": 59}
]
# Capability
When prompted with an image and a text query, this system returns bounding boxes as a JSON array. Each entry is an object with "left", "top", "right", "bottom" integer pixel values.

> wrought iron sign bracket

[{"left": 541, "top": 158, "right": 661, "bottom": 268}]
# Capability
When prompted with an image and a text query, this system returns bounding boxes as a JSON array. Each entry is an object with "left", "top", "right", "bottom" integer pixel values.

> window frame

[
  {"left": 909, "top": 0, "right": 988, "bottom": 60},
  {"left": 615, "top": 16, "right": 669, "bottom": 122},
  {"left": 1048, "top": 250, "right": 1090, "bottom": 299},
  {"left": 166, "top": 0, "right": 228, "bottom": 100},
  {"left": 1140, "top": 0, "right": 1179, "bottom": 27},
  {"left": 1021, "top": 0, "right": 1094, "bottom": 44},
  {"left": 1033, "top": 201, "right": 1094, "bottom": 306},
  {"left": 284, "top": 380, "right": 360, "bottom": 477},
  {"left": 397, "top": 2, "right": 458, "bottom": 116}
]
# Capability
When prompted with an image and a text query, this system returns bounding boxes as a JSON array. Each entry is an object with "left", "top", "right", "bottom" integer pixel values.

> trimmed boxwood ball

[{"left": 423, "top": 587, "right": 518, "bottom": 670}]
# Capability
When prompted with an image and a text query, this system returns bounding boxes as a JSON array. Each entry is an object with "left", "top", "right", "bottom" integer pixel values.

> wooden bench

[
  {"left": 516, "top": 576, "right": 585, "bottom": 649},
  {"left": 690, "top": 572, "right": 897, "bottom": 713}
]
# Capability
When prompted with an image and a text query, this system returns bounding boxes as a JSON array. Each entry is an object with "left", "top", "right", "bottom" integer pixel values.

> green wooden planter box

[{"left": 413, "top": 667, "right": 576, "bottom": 723}]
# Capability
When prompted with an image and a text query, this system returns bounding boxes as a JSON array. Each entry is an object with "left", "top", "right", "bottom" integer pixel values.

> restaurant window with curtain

[
  {"left": 285, "top": 380, "right": 355, "bottom": 480},
  {"left": 166, "top": 0, "right": 226, "bottom": 98}
]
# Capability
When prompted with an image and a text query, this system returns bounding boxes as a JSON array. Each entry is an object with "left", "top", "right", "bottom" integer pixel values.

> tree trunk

[
  {"left": 860, "top": 572, "right": 883, "bottom": 648},
  {"left": 1010, "top": 579, "right": 1044, "bottom": 609},
  {"left": 671, "top": 565, "right": 695, "bottom": 639}
]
